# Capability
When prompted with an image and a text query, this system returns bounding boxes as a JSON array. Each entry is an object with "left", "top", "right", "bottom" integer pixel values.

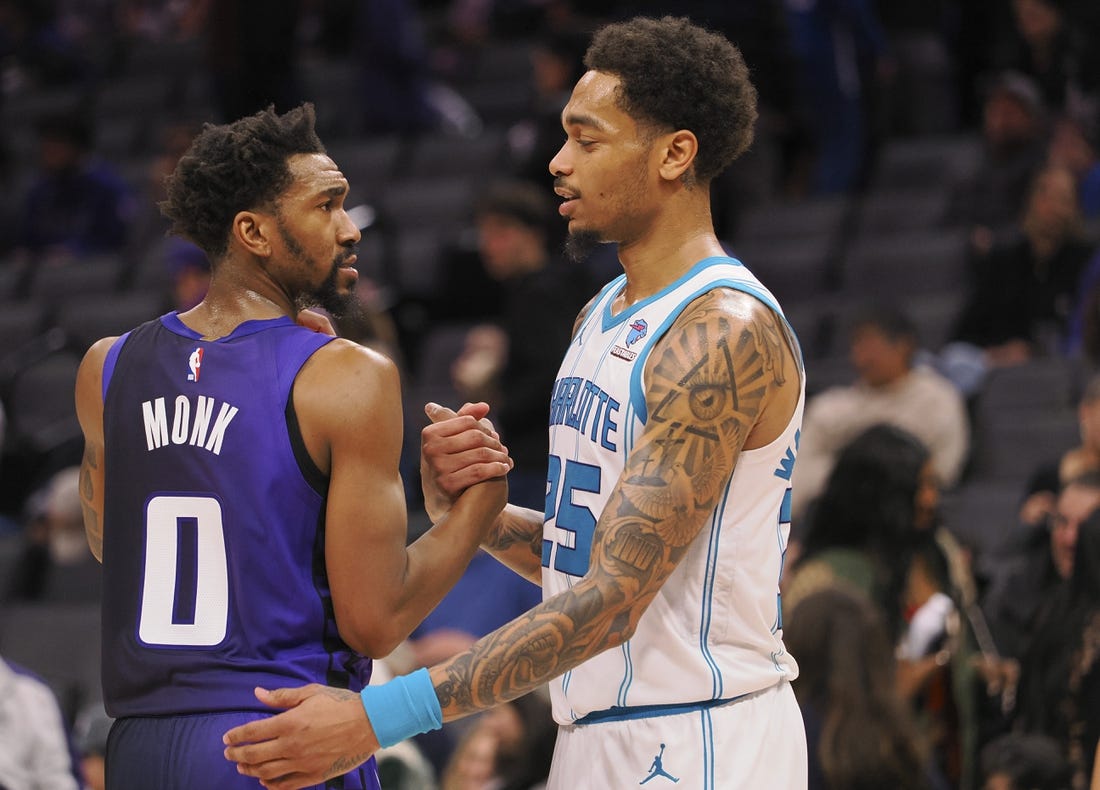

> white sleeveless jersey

[{"left": 541, "top": 255, "right": 804, "bottom": 725}]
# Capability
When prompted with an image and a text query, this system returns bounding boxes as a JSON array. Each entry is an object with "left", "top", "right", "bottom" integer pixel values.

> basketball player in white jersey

[{"left": 225, "top": 16, "right": 808, "bottom": 789}]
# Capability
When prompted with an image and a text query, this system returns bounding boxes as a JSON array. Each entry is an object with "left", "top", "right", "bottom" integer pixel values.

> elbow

[
  {"left": 602, "top": 623, "right": 636, "bottom": 653},
  {"left": 592, "top": 588, "right": 645, "bottom": 652},
  {"left": 342, "top": 628, "right": 405, "bottom": 661},
  {"left": 334, "top": 610, "right": 406, "bottom": 660}
]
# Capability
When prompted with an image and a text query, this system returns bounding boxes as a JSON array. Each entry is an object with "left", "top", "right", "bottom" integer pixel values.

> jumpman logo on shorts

[{"left": 640, "top": 743, "right": 679, "bottom": 784}]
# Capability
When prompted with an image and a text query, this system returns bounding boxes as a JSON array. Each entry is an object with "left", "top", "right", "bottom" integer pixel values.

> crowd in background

[{"left": 2, "top": 0, "right": 1100, "bottom": 788}]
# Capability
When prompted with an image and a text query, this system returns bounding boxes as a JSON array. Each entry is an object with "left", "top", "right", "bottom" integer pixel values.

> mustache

[
  {"left": 553, "top": 177, "right": 579, "bottom": 198},
  {"left": 334, "top": 246, "right": 358, "bottom": 268}
]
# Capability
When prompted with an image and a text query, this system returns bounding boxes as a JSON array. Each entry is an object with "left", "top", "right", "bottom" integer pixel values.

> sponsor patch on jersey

[
  {"left": 187, "top": 347, "right": 204, "bottom": 382},
  {"left": 626, "top": 318, "right": 648, "bottom": 345},
  {"left": 610, "top": 345, "right": 637, "bottom": 361}
]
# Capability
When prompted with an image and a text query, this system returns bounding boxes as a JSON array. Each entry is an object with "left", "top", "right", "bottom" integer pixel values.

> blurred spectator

[
  {"left": 1048, "top": 108, "right": 1100, "bottom": 220},
  {"left": 17, "top": 109, "right": 136, "bottom": 265},
  {"left": 787, "top": 423, "right": 983, "bottom": 787},
  {"left": 1016, "top": 373, "right": 1100, "bottom": 535},
  {"left": 952, "top": 164, "right": 1094, "bottom": 367},
  {"left": 992, "top": 0, "right": 1087, "bottom": 113},
  {"left": 875, "top": 0, "right": 962, "bottom": 136},
  {"left": 982, "top": 471, "right": 1100, "bottom": 662},
  {"left": 507, "top": 27, "right": 589, "bottom": 190},
  {"left": 448, "top": 179, "right": 590, "bottom": 510},
  {"left": 792, "top": 306, "right": 969, "bottom": 524},
  {"left": 0, "top": 655, "right": 81, "bottom": 789},
  {"left": 783, "top": 0, "right": 890, "bottom": 195},
  {"left": 5, "top": 465, "right": 101, "bottom": 602},
  {"left": 979, "top": 732, "right": 1072, "bottom": 790},
  {"left": 949, "top": 71, "right": 1048, "bottom": 253},
  {"left": 784, "top": 586, "right": 934, "bottom": 790},
  {"left": 439, "top": 692, "right": 554, "bottom": 790},
  {"left": 1013, "top": 506, "right": 1100, "bottom": 787},
  {"left": 786, "top": 424, "right": 934, "bottom": 641},
  {"left": 72, "top": 701, "right": 113, "bottom": 790},
  {"left": 906, "top": 487, "right": 990, "bottom": 790}
]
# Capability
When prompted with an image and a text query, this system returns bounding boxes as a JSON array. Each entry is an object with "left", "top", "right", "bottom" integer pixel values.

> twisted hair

[
  {"left": 583, "top": 15, "right": 757, "bottom": 184},
  {"left": 160, "top": 103, "right": 325, "bottom": 261}
]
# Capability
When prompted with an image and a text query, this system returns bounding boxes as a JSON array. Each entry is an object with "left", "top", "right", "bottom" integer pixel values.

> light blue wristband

[{"left": 359, "top": 667, "right": 444, "bottom": 748}]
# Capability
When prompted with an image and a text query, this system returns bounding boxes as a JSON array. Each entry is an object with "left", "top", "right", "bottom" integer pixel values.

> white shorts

[{"left": 545, "top": 680, "right": 807, "bottom": 790}]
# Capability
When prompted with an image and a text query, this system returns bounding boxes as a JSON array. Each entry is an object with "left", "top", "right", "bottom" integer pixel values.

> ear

[
  {"left": 231, "top": 210, "right": 272, "bottom": 259},
  {"left": 657, "top": 130, "right": 698, "bottom": 183}
]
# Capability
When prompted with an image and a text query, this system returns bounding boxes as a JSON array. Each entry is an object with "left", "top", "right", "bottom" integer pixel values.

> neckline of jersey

[{"left": 160, "top": 312, "right": 297, "bottom": 342}]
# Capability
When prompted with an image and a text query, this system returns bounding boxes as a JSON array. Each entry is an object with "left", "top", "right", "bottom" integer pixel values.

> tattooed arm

[
  {"left": 430, "top": 290, "right": 800, "bottom": 718},
  {"left": 223, "top": 292, "right": 800, "bottom": 789},
  {"left": 74, "top": 337, "right": 117, "bottom": 562}
]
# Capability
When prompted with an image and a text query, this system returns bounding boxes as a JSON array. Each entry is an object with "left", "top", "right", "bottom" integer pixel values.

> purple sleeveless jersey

[{"left": 99, "top": 313, "right": 378, "bottom": 790}]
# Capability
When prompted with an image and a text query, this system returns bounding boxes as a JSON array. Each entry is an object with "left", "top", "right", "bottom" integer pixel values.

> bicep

[
  {"left": 585, "top": 296, "right": 784, "bottom": 607},
  {"left": 297, "top": 347, "right": 410, "bottom": 642},
  {"left": 325, "top": 414, "right": 408, "bottom": 603}
]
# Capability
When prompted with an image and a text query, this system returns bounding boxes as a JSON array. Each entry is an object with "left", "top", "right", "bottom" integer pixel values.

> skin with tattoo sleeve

[{"left": 224, "top": 17, "right": 808, "bottom": 790}]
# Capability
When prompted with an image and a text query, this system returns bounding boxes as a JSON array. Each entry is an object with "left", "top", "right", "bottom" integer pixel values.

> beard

[
  {"left": 277, "top": 218, "right": 356, "bottom": 317},
  {"left": 294, "top": 256, "right": 355, "bottom": 317},
  {"left": 564, "top": 228, "right": 602, "bottom": 263}
]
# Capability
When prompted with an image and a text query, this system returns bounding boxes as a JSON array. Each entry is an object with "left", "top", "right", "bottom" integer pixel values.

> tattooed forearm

[
  {"left": 327, "top": 753, "right": 373, "bottom": 779},
  {"left": 80, "top": 443, "right": 103, "bottom": 561},
  {"left": 483, "top": 508, "right": 543, "bottom": 560},
  {"left": 435, "top": 578, "right": 622, "bottom": 714}
]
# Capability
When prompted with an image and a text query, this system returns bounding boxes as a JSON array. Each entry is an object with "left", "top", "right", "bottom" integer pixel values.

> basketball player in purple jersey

[{"left": 74, "top": 104, "right": 511, "bottom": 790}]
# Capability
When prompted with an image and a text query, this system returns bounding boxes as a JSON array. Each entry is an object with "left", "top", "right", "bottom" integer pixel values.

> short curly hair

[
  {"left": 583, "top": 16, "right": 757, "bottom": 184},
  {"left": 160, "top": 104, "right": 325, "bottom": 261}
]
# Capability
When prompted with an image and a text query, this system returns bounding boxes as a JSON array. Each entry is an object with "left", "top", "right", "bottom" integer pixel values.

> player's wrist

[{"left": 359, "top": 667, "right": 443, "bottom": 747}]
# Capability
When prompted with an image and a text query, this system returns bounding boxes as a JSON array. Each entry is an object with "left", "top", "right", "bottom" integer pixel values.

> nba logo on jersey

[
  {"left": 187, "top": 347, "right": 203, "bottom": 382},
  {"left": 626, "top": 319, "right": 648, "bottom": 346}
]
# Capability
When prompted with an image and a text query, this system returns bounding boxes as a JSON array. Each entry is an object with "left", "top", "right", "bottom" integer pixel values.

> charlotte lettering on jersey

[
  {"left": 549, "top": 376, "right": 620, "bottom": 451},
  {"left": 141, "top": 395, "right": 239, "bottom": 455}
]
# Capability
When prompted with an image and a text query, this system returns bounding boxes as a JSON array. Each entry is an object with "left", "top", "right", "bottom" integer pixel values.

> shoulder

[
  {"left": 658, "top": 286, "right": 782, "bottom": 338},
  {"left": 82, "top": 335, "right": 120, "bottom": 365},
  {"left": 294, "top": 338, "right": 402, "bottom": 427},
  {"left": 654, "top": 286, "right": 800, "bottom": 386},
  {"left": 291, "top": 339, "right": 404, "bottom": 467},
  {"left": 76, "top": 335, "right": 120, "bottom": 392},
  {"left": 299, "top": 337, "right": 400, "bottom": 395}
]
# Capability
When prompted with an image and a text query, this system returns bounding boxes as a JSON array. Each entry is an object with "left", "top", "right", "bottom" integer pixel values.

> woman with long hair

[{"left": 786, "top": 586, "right": 931, "bottom": 790}]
